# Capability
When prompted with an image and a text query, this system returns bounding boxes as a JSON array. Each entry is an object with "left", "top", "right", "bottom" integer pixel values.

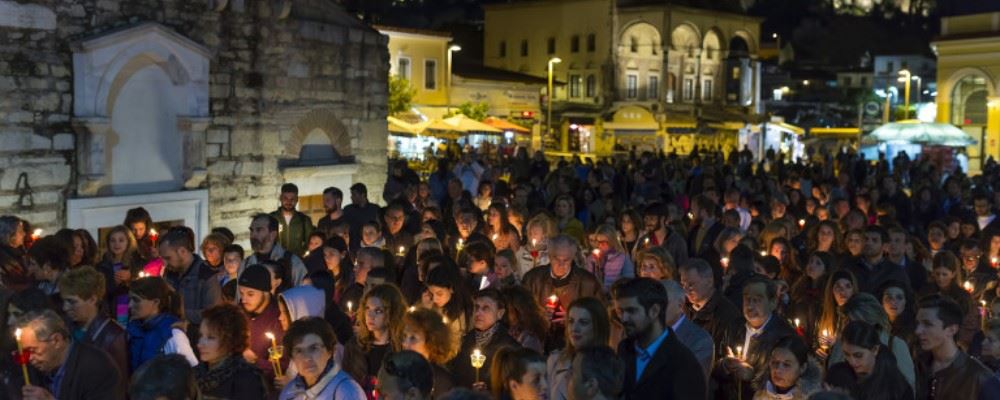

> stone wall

[{"left": 0, "top": 0, "right": 388, "bottom": 241}]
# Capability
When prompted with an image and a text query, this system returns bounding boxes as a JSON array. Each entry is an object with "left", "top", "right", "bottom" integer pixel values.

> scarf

[
  {"left": 196, "top": 355, "right": 262, "bottom": 394},
  {"left": 475, "top": 323, "right": 500, "bottom": 349}
]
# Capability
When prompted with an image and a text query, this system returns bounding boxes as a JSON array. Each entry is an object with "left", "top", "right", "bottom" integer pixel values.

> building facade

[
  {"left": 0, "top": 0, "right": 388, "bottom": 245},
  {"left": 933, "top": 11, "right": 1000, "bottom": 171},
  {"left": 483, "top": 0, "right": 762, "bottom": 155}
]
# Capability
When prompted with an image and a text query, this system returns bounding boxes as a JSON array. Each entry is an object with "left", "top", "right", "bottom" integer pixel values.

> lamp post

[
  {"left": 898, "top": 69, "right": 912, "bottom": 120},
  {"left": 547, "top": 57, "right": 561, "bottom": 150},
  {"left": 912, "top": 75, "right": 922, "bottom": 104},
  {"left": 447, "top": 44, "right": 462, "bottom": 114}
]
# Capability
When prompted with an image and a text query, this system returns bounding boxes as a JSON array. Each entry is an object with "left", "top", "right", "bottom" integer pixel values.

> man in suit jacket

[
  {"left": 614, "top": 278, "right": 707, "bottom": 400},
  {"left": 663, "top": 280, "right": 714, "bottom": 378},
  {"left": 17, "top": 309, "right": 124, "bottom": 400},
  {"left": 715, "top": 277, "right": 796, "bottom": 400}
]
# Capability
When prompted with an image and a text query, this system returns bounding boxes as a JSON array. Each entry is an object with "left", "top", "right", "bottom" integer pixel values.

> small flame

[
  {"left": 472, "top": 349, "right": 482, "bottom": 357},
  {"left": 760, "top": 250, "right": 768, "bottom": 257},
  {"left": 592, "top": 249, "right": 600, "bottom": 256},
  {"left": 964, "top": 281, "right": 974, "bottom": 292},
  {"left": 150, "top": 228, "right": 158, "bottom": 236},
  {"left": 265, "top": 332, "right": 275, "bottom": 340},
  {"left": 15, "top": 328, "right": 22, "bottom": 341},
  {"left": 398, "top": 246, "right": 405, "bottom": 254},
  {"left": 408, "top": 306, "right": 416, "bottom": 312},
  {"left": 346, "top": 301, "right": 353, "bottom": 312},
  {"left": 794, "top": 318, "right": 800, "bottom": 328},
  {"left": 798, "top": 219, "right": 806, "bottom": 227},
  {"left": 822, "top": 329, "right": 829, "bottom": 337},
  {"left": 32, "top": 229, "right": 42, "bottom": 237}
]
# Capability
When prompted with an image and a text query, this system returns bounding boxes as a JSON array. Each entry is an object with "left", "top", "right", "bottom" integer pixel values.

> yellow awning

[
  {"left": 810, "top": 127, "right": 861, "bottom": 136},
  {"left": 388, "top": 116, "right": 422, "bottom": 136},
  {"left": 770, "top": 121, "right": 805, "bottom": 135},
  {"left": 708, "top": 122, "right": 747, "bottom": 130},
  {"left": 603, "top": 121, "right": 659, "bottom": 131}
]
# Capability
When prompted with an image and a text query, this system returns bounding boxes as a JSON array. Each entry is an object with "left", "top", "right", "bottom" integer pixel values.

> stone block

[
  {"left": 205, "top": 143, "right": 221, "bottom": 159},
  {"left": 4, "top": 111, "right": 34, "bottom": 124},
  {"left": 50, "top": 65, "right": 69, "bottom": 78},
  {"left": 208, "top": 160, "right": 236, "bottom": 176},
  {"left": 206, "top": 128, "right": 229, "bottom": 144},
  {"left": 0, "top": 131, "right": 51, "bottom": 152},
  {"left": 52, "top": 133, "right": 73, "bottom": 150}
]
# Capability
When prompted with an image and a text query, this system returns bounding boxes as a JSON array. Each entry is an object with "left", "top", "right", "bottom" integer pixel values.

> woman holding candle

[
  {"left": 426, "top": 264, "right": 473, "bottom": 336},
  {"left": 96, "top": 225, "right": 145, "bottom": 326},
  {"left": 546, "top": 297, "right": 610, "bottom": 400},
  {"left": 583, "top": 224, "right": 635, "bottom": 291},
  {"left": 789, "top": 252, "right": 833, "bottom": 346},
  {"left": 342, "top": 284, "right": 407, "bottom": 399},
  {"left": 824, "top": 320, "right": 914, "bottom": 400},
  {"left": 816, "top": 269, "right": 857, "bottom": 356},
  {"left": 124, "top": 207, "right": 156, "bottom": 260},
  {"left": 126, "top": 277, "right": 198, "bottom": 370},
  {"left": 752, "top": 336, "right": 821, "bottom": 400},
  {"left": 195, "top": 303, "right": 268, "bottom": 399},
  {"left": 825, "top": 293, "right": 916, "bottom": 390},
  {"left": 490, "top": 346, "right": 547, "bottom": 400},
  {"left": 617, "top": 209, "right": 642, "bottom": 258},
  {"left": 523, "top": 214, "right": 556, "bottom": 267}
]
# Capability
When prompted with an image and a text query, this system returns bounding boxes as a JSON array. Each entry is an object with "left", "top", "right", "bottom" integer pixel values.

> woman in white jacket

[{"left": 280, "top": 317, "right": 365, "bottom": 400}]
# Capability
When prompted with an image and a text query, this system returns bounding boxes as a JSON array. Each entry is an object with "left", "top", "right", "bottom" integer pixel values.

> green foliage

[
  {"left": 445, "top": 102, "right": 490, "bottom": 121},
  {"left": 388, "top": 75, "right": 416, "bottom": 116}
]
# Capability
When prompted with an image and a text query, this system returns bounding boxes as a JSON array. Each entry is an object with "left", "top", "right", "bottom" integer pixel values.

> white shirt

[
  {"left": 742, "top": 314, "right": 773, "bottom": 356},
  {"left": 162, "top": 328, "right": 199, "bottom": 367}
]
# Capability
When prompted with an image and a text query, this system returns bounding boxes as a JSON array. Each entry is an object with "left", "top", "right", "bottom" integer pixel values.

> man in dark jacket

[
  {"left": 914, "top": 294, "right": 1000, "bottom": 400},
  {"left": 844, "top": 225, "right": 910, "bottom": 295},
  {"left": 343, "top": 183, "right": 381, "bottom": 252},
  {"left": 680, "top": 258, "right": 742, "bottom": 356},
  {"left": 715, "top": 277, "right": 796, "bottom": 400},
  {"left": 450, "top": 289, "right": 519, "bottom": 388},
  {"left": 637, "top": 203, "right": 688, "bottom": 267},
  {"left": 614, "top": 277, "right": 707, "bottom": 400},
  {"left": 238, "top": 264, "right": 286, "bottom": 384},
  {"left": 687, "top": 195, "right": 724, "bottom": 259},
  {"left": 270, "top": 183, "right": 315, "bottom": 257},
  {"left": 158, "top": 227, "right": 221, "bottom": 341},
  {"left": 17, "top": 309, "right": 124, "bottom": 400},
  {"left": 522, "top": 235, "right": 603, "bottom": 316}
]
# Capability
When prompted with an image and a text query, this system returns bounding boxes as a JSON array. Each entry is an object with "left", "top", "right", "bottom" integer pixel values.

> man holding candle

[
  {"left": 679, "top": 259, "right": 741, "bottom": 356},
  {"left": 614, "top": 277, "right": 706, "bottom": 400},
  {"left": 716, "top": 277, "right": 795, "bottom": 400},
  {"left": 383, "top": 201, "right": 414, "bottom": 268},
  {"left": 16, "top": 309, "right": 124, "bottom": 400},
  {"left": 959, "top": 240, "right": 996, "bottom": 301},
  {"left": 521, "top": 235, "right": 602, "bottom": 331},
  {"left": 638, "top": 203, "right": 688, "bottom": 268},
  {"left": 239, "top": 263, "right": 287, "bottom": 383}
]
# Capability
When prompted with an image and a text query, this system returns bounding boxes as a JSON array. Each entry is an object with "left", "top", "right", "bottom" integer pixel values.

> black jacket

[
  {"left": 715, "top": 314, "right": 796, "bottom": 400},
  {"left": 195, "top": 356, "right": 268, "bottom": 400},
  {"left": 618, "top": 328, "right": 708, "bottom": 400},
  {"left": 685, "top": 291, "right": 742, "bottom": 357},
  {"left": 31, "top": 341, "right": 124, "bottom": 400},
  {"left": 450, "top": 325, "right": 520, "bottom": 388}
]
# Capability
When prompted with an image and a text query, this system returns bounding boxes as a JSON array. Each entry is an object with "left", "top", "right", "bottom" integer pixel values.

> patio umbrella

[
  {"left": 867, "top": 120, "right": 977, "bottom": 147},
  {"left": 483, "top": 116, "right": 530, "bottom": 134},
  {"left": 442, "top": 114, "right": 504, "bottom": 134},
  {"left": 388, "top": 116, "right": 422, "bottom": 137}
]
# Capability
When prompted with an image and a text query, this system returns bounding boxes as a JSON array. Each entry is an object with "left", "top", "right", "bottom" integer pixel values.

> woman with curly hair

[
  {"left": 403, "top": 307, "right": 458, "bottom": 398},
  {"left": 342, "top": 283, "right": 407, "bottom": 398},
  {"left": 501, "top": 286, "right": 549, "bottom": 353},
  {"left": 195, "top": 303, "right": 267, "bottom": 399},
  {"left": 635, "top": 247, "right": 676, "bottom": 282}
]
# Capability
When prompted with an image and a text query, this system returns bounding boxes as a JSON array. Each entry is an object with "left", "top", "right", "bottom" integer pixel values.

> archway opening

[{"left": 951, "top": 75, "right": 988, "bottom": 125}]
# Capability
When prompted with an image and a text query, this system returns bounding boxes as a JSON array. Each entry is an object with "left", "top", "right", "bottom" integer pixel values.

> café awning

[
  {"left": 483, "top": 116, "right": 530, "bottom": 134},
  {"left": 603, "top": 105, "right": 659, "bottom": 131},
  {"left": 442, "top": 115, "right": 504, "bottom": 134},
  {"left": 388, "top": 116, "right": 422, "bottom": 137},
  {"left": 867, "top": 120, "right": 976, "bottom": 147}
]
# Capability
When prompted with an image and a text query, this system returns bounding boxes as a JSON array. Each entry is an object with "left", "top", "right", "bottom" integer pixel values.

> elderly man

[
  {"left": 522, "top": 234, "right": 603, "bottom": 315},
  {"left": 243, "top": 213, "right": 308, "bottom": 287},
  {"left": 662, "top": 280, "right": 714, "bottom": 378},
  {"left": 17, "top": 309, "right": 123, "bottom": 400}
]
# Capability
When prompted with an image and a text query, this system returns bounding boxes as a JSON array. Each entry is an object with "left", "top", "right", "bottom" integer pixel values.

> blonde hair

[
  {"left": 525, "top": 213, "right": 557, "bottom": 242},
  {"left": 635, "top": 247, "right": 675, "bottom": 280},
  {"left": 595, "top": 224, "right": 626, "bottom": 254}
]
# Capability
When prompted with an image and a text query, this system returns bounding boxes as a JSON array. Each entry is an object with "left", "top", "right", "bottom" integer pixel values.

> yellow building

[
  {"left": 377, "top": 26, "right": 455, "bottom": 118},
  {"left": 933, "top": 12, "right": 1000, "bottom": 170},
  {"left": 483, "top": 0, "right": 763, "bottom": 155}
]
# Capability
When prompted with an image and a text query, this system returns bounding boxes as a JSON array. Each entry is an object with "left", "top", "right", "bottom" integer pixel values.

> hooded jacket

[{"left": 279, "top": 286, "right": 327, "bottom": 321}]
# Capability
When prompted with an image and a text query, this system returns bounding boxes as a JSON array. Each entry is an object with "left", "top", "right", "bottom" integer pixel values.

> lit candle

[
  {"left": 592, "top": 249, "right": 600, "bottom": 257},
  {"left": 794, "top": 318, "right": 804, "bottom": 336},
  {"left": 531, "top": 239, "right": 537, "bottom": 248},
  {"left": 981, "top": 300, "right": 988, "bottom": 318},
  {"left": 138, "top": 272, "right": 149, "bottom": 278},
  {"left": 265, "top": 331, "right": 278, "bottom": 350},
  {"left": 720, "top": 257, "right": 730, "bottom": 269},
  {"left": 992, "top": 257, "right": 998, "bottom": 268},
  {"left": 149, "top": 228, "right": 158, "bottom": 246},
  {"left": 735, "top": 345, "right": 744, "bottom": 360},
  {"left": 687, "top": 212, "right": 694, "bottom": 220},
  {"left": 470, "top": 348, "right": 486, "bottom": 382},
  {"left": 821, "top": 329, "right": 831, "bottom": 349},
  {"left": 760, "top": 250, "right": 768, "bottom": 257},
  {"left": 492, "top": 234, "right": 499, "bottom": 242},
  {"left": 964, "top": 281, "right": 974, "bottom": 293},
  {"left": 408, "top": 306, "right": 416, "bottom": 312},
  {"left": 643, "top": 238, "right": 650, "bottom": 247},
  {"left": 798, "top": 219, "right": 806, "bottom": 228},
  {"left": 31, "top": 228, "right": 42, "bottom": 241},
  {"left": 442, "top": 316, "right": 449, "bottom": 324},
  {"left": 547, "top": 294, "right": 558, "bottom": 307},
  {"left": 14, "top": 328, "right": 29, "bottom": 385},
  {"left": 479, "top": 275, "right": 489, "bottom": 290},
  {"left": 304, "top": 250, "right": 310, "bottom": 257},
  {"left": 456, "top": 238, "right": 465, "bottom": 251},
  {"left": 397, "top": 246, "right": 406, "bottom": 257},
  {"left": 346, "top": 301, "right": 353, "bottom": 314}
]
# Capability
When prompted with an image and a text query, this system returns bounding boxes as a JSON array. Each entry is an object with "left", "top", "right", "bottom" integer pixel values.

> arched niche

[{"left": 71, "top": 22, "right": 210, "bottom": 197}]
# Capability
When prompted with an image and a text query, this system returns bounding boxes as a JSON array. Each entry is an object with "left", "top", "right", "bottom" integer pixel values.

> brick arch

[{"left": 286, "top": 109, "right": 351, "bottom": 159}]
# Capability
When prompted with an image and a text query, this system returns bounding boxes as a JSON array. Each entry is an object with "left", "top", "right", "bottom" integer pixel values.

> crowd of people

[{"left": 2, "top": 145, "right": 1000, "bottom": 400}]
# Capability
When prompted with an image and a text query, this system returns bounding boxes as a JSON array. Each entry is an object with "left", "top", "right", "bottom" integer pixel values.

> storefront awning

[
  {"left": 769, "top": 121, "right": 805, "bottom": 135},
  {"left": 603, "top": 121, "right": 659, "bottom": 131},
  {"left": 483, "top": 116, "right": 530, "bottom": 134},
  {"left": 809, "top": 127, "right": 861, "bottom": 138},
  {"left": 605, "top": 105, "right": 658, "bottom": 131}
]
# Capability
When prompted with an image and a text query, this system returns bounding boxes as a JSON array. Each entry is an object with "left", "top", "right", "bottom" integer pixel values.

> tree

[
  {"left": 445, "top": 102, "right": 490, "bottom": 121},
  {"left": 388, "top": 75, "right": 416, "bottom": 116}
]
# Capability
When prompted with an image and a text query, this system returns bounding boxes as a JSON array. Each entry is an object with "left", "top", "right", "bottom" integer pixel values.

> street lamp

[
  {"left": 547, "top": 57, "right": 562, "bottom": 150},
  {"left": 912, "top": 75, "right": 922, "bottom": 104},
  {"left": 897, "top": 69, "right": 912, "bottom": 120},
  {"left": 447, "top": 44, "right": 462, "bottom": 114}
]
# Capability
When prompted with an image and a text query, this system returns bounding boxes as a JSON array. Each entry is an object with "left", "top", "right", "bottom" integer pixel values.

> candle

[
  {"left": 138, "top": 272, "right": 149, "bottom": 278},
  {"left": 304, "top": 250, "right": 310, "bottom": 257},
  {"left": 346, "top": 301, "right": 353, "bottom": 314},
  {"left": 760, "top": 250, "right": 768, "bottom": 257},
  {"left": 735, "top": 345, "right": 744, "bottom": 360},
  {"left": 470, "top": 348, "right": 486, "bottom": 382},
  {"left": 981, "top": 300, "right": 988, "bottom": 318},
  {"left": 456, "top": 238, "right": 465, "bottom": 252},
  {"left": 397, "top": 246, "right": 406, "bottom": 257},
  {"left": 408, "top": 306, "right": 416, "bottom": 312},
  {"left": 31, "top": 228, "right": 42, "bottom": 241},
  {"left": 821, "top": 329, "right": 831, "bottom": 349},
  {"left": 492, "top": 234, "right": 499, "bottom": 242},
  {"left": 794, "top": 318, "right": 804, "bottom": 336},
  {"left": 720, "top": 257, "right": 730, "bottom": 269},
  {"left": 442, "top": 315, "right": 449, "bottom": 324},
  {"left": 687, "top": 212, "right": 694, "bottom": 220},
  {"left": 592, "top": 249, "right": 600, "bottom": 257},
  {"left": 531, "top": 239, "right": 537, "bottom": 248},
  {"left": 992, "top": 257, "right": 998, "bottom": 267},
  {"left": 964, "top": 281, "right": 974, "bottom": 293},
  {"left": 14, "top": 328, "right": 29, "bottom": 385},
  {"left": 643, "top": 238, "right": 650, "bottom": 247},
  {"left": 798, "top": 219, "right": 806, "bottom": 228},
  {"left": 265, "top": 331, "right": 278, "bottom": 350},
  {"left": 479, "top": 275, "right": 489, "bottom": 290},
  {"left": 547, "top": 294, "right": 558, "bottom": 307}
]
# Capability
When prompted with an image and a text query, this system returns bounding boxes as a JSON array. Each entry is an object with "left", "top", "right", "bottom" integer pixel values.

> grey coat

[{"left": 674, "top": 315, "right": 715, "bottom": 378}]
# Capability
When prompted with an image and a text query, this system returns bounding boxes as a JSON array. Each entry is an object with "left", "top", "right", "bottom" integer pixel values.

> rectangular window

[
  {"left": 630, "top": 37, "right": 638, "bottom": 53},
  {"left": 499, "top": 41, "right": 506, "bottom": 58},
  {"left": 569, "top": 74, "right": 581, "bottom": 98},
  {"left": 683, "top": 78, "right": 694, "bottom": 101},
  {"left": 886, "top": 61, "right": 894, "bottom": 73},
  {"left": 702, "top": 79, "right": 713, "bottom": 101},
  {"left": 521, "top": 40, "right": 528, "bottom": 56},
  {"left": 587, "top": 34, "right": 596, "bottom": 52},
  {"left": 571, "top": 36, "right": 580, "bottom": 53},
  {"left": 586, "top": 75, "right": 596, "bottom": 97},
  {"left": 627, "top": 74, "right": 638, "bottom": 99},
  {"left": 547, "top": 37, "right": 556, "bottom": 54},
  {"left": 424, "top": 59, "right": 437, "bottom": 90},
  {"left": 648, "top": 76, "right": 659, "bottom": 99},
  {"left": 397, "top": 57, "right": 411, "bottom": 80}
]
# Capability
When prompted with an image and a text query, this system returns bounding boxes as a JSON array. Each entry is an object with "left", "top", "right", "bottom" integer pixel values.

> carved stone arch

[{"left": 286, "top": 109, "right": 352, "bottom": 160}]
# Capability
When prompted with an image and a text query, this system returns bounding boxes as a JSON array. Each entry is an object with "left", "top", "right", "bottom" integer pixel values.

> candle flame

[
  {"left": 492, "top": 234, "right": 498, "bottom": 241},
  {"left": 399, "top": 246, "right": 405, "bottom": 253},
  {"left": 548, "top": 294, "right": 558, "bottom": 303},
  {"left": 794, "top": 318, "right": 800, "bottom": 327},
  {"left": 798, "top": 219, "right": 806, "bottom": 227},
  {"left": 592, "top": 249, "right": 600, "bottom": 256},
  {"left": 15, "top": 328, "right": 21, "bottom": 340},
  {"left": 822, "top": 329, "right": 829, "bottom": 337},
  {"left": 32, "top": 229, "right": 42, "bottom": 237},
  {"left": 150, "top": 228, "right": 158, "bottom": 236},
  {"left": 531, "top": 239, "right": 537, "bottom": 247},
  {"left": 472, "top": 349, "right": 482, "bottom": 357},
  {"left": 408, "top": 306, "right": 416, "bottom": 312},
  {"left": 760, "top": 250, "right": 768, "bottom": 257},
  {"left": 964, "top": 281, "right": 974, "bottom": 292},
  {"left": 265, "top": 332, "right": 275, "bottom": 340}
]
